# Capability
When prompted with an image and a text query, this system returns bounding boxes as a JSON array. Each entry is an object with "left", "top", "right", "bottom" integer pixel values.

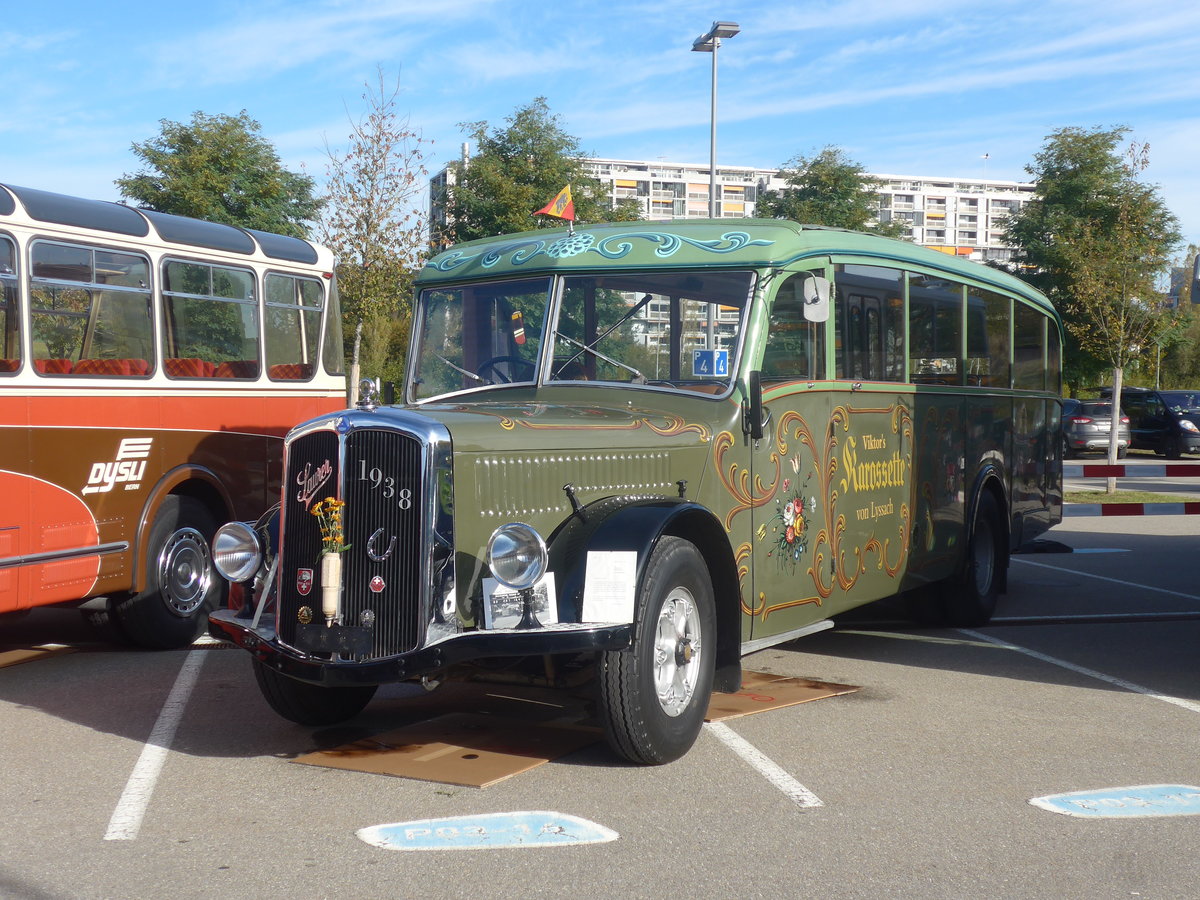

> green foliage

[
  {"left": 116, "top": 111, "right": 321, "bottom": 238},
  {"left": 755, "top": 146, "right": 906, "bottom": 237},
  {"left": 437, "top": 97, "right": 640, "bottom": 245},
  {"left": 1004, "top": 126, "right": 1182, "bottom": 394},
  {"left": 315, "top": 71, "right": 431, "bottom": 379}
]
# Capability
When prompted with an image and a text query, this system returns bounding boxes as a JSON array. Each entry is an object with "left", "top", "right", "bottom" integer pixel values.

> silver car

[{"left": 1062, "top": 398, "right": 1130, "bottom": 458}]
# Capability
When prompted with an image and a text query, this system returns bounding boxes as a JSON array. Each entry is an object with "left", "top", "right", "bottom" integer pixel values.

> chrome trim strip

[{"left": 0, "top": 541, "right": 129, "bottom": 569}]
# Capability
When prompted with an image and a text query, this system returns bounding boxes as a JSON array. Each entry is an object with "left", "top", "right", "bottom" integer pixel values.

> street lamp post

[{"left": 692, "top": 20, "right": 740, "bottom": 220}]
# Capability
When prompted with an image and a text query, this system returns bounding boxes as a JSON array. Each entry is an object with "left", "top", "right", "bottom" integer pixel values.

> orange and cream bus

[{"left": 0, "top": 183, "right": 345, "bottom": 647}]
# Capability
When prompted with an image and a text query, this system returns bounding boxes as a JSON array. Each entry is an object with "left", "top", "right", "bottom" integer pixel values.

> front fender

[{"left": 548, "top": 497, "right": 742, "bottom": 692}]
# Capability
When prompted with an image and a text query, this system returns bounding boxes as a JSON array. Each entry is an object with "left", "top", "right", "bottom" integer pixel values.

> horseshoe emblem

[{"left": 367, "top": 528, "right": 397, "bottom": 562}]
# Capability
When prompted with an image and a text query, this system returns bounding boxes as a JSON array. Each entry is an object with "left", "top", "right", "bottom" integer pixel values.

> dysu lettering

[{"left": 82, "top": 460, "right": 147, "bottom": 495}]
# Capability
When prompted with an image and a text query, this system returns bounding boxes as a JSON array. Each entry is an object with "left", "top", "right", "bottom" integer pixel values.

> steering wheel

[{"left": 476, "top": 355, "right": 535, "bottom": 384}]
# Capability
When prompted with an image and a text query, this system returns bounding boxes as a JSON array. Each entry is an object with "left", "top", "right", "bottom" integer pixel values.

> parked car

[
  {"left": 1103, "top": 387, "right": 1200, "bottom": 458},
  {"left": 1062, "top": 398, "right": 1130, "bottom": 458}
]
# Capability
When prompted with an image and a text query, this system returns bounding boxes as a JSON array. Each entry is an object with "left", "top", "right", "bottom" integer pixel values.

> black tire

[
  {"left": 937, "top": 491, "right": 1006, "bottom": 627},
  {"left": 597, "top": 536, "right": 716, "bottom": 765},
  {"left": 1166, "top": 436, "right": 1183, "bottom": 460},
  {"left": 253, "top": 658, "right": 377, "bottom": 726},
  {"left": 114, "top": 496, "right": 226, "bottom": 649},
  {"left": 1062, "top": 438, "right": 1077, "bottom": 460}
]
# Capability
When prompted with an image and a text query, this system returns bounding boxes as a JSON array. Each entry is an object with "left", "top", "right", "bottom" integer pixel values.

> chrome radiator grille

[{"left": 278, "top": 426, "right": 428, "bottom": 659}]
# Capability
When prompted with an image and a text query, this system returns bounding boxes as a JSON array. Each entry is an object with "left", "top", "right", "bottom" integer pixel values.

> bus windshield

[{"left": 409, "top": 270, "right": 753, "bottom": 400}]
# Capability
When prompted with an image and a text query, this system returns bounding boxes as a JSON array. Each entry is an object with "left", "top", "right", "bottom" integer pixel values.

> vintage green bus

[{"left": 210, "top": 219, "right": 1062, "bottom": 764}]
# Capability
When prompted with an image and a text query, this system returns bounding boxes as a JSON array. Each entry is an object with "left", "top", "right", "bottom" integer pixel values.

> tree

[
  {"left": 1157, "top": 245, "right": 1200, "bottom": 386},
  {"left": 315, "top": 71, "right": 431, "bottom": 386},
  {"left": 755, "top": 146, "right": 906, "bottom": 237},
  {"left": 116, "top": 111, "right": 322, "bottom": 238},
  {"left": 1006, "top": 128, "right": 1181, "bottom": 485},
  {"left": 436, "top": 97, "right": 639, "bottom": 245},
  {"left": 1004, "top": 127, "right": 1182, "bottom": 398}
]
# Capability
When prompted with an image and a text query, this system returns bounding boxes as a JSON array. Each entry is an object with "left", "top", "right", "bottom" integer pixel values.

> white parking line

[
  {"left": 705, "top": 721, "right": 823, "bottom": 808},
  {"left": 957, "top": 629, "right": 1200, "bottom": 715},
  {"left": 104, "top": 649, "right": 208, "bottom": 841},
  {"left": 1013, "top": 557, "right": 1200, "bottom": 602}
]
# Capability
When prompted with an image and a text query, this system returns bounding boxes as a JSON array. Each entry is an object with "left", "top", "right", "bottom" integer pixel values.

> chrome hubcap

[
  {"left": 653, "top": 587, "right": 703, "bottom": 717},
  {"left": 157, "top": 528, "right": 212, "bottom": 617}
]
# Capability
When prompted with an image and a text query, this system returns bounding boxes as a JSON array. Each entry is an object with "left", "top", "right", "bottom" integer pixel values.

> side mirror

[
  {"left": 743, "top": 370, "right": 771, "bottom": 441},
  {"left": 802, "top": 275, "right": 830, "bottom": 322}
]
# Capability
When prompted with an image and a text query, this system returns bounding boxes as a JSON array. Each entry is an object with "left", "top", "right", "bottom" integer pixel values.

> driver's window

[{"left": 762, "top": 272, "right": 826, "bottom": 381}]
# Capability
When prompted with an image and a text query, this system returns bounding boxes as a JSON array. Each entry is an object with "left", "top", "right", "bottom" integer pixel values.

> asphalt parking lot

[{"left": 1, "top": 500, "right": 1197, "bottom": 900}]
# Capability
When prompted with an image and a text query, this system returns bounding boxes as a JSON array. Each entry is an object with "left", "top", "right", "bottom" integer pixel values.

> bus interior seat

[
  {"left": 34, "top": 358, "right": 73, "bottom": 374},
  {"left": 215, "top": 360, "right": 260, "bottom": 379},
  {"left": 73, "top": 358, "right": 150, "bottom": 376},
  {"left": 165, "top": 357, "right": 217, "bottom": 378},
  {"left": 268, "top": 363, "right": 313, "bottom": 381},
  {"left": 0, "top": 358, "right": 19, "bottom": 373}
]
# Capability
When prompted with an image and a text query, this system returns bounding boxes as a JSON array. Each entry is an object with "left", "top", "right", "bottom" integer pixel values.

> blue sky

[{"left": 3, "top": 0, "right": 1198, "bottom": 249}]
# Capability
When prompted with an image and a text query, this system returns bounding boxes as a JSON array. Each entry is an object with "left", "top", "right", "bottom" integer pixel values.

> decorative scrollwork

[{"left": 428, "top": 229, "right": 775, "bottom": 273}]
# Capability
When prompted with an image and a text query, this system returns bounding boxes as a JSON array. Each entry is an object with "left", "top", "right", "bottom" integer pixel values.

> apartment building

[{"left": 429, "top": 155, "right": 1036, "bottom": 263}]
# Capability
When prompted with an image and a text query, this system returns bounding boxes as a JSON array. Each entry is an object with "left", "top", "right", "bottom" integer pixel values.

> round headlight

[
  {"left": 486, "top": 523, "right": 548, "bottom": 591},
  {"left": 212, "top": 521, "right": 263, "bottom": 583}
]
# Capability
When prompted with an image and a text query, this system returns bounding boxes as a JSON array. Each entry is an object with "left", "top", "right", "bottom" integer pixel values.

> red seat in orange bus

[
  {"left": 0, "top": 358, "right": 19, "bottom": 372},
  {"left": 268, "top": 363, "right": 313, "bottom": 380},
  {"left": 165, "top": 357, "right": 217, "bottom": 378},
  {"left": 34, "top": 358, "right": 73, "bottom": 374},
  {"left": 74, "top": 358, "right": 150, "bottom": 376},
  {"left": 215, "top": 360, "right": 260, "bottom": 379}
]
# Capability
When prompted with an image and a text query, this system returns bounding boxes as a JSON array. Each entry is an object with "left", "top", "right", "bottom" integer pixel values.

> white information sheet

[{"left": 582, "top": 551, "right": 637, "bottom": 623}]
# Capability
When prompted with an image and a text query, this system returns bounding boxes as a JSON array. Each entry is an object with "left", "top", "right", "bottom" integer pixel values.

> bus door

[{"left": 746, "top": 268, "right": 832, "bottom": 642}]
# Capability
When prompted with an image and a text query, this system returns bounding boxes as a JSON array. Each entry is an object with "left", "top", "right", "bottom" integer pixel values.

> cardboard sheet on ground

[
  {"left": 704, "top": 670, "right": 859, "bottom": 721},
  {"left": 292, "top": 713, "right": 601, "bottom": 788},
  {"left": 296, "top": 671, "right": 858, "bottom": 787},
  {"left": 0, "top": 645, "right": 76, "bottom": 669}
]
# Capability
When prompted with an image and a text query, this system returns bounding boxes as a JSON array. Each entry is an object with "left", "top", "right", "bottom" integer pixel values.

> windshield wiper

[
  {"left": 554, "top": 333, "right": 646, "bottom": 383},
  {"left": 553, "top": 293, "right": 653, "bottom": 383},
  {"left": 432, "top": 352, "right": 484, "bottom": 384}
]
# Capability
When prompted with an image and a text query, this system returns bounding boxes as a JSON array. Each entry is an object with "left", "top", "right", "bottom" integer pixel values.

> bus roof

[
  {"left": 420, "top": 218, "right": 1056, "bottom": 317},
  {"left": 0, "top": 183, "right": 322, "bottom": 264}
]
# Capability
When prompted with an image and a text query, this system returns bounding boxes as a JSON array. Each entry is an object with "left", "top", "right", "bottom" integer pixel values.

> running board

[{"left": 740, "top": 619, "right": 834, "bottom": 656}]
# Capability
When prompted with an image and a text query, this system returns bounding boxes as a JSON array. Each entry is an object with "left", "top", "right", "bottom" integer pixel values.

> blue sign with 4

[
  {"left": 1030, "top": 785, "right": 1200, "bottom": 818},
  {"left": 692, "top": 349, "right": 728, "bottom": 377},
  {"left": 358, "top": 811, "right": 619, "bottom": 851}
]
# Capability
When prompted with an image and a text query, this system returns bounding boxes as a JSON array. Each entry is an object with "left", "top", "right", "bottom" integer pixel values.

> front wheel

[
  {"left": 936, "top": 491, "right": 1006, "bottom": 627},
  {"left": 597, "top": 537, "right": 715, "bottom": 765},
  {"left": 253, "top": 659, "right": 378, "bottom": 726},
  {"left": 114, "top": 496, "right": 225, "bottom": 649}
]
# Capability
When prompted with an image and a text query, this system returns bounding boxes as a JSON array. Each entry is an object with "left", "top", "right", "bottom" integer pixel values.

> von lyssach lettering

[{"left": 82, "top": 437, "right": 153, "bottom": 495}]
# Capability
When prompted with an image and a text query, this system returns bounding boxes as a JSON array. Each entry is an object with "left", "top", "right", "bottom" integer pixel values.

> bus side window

[
  {"left": 29, "top": 242, "right": 153, "bottom": 376},
  {"left": 834, "top": 264, "right": 904, "bottom": 382},
  {"left": 265, "top": 273, "right": 321, "bottom": 381},
  {"left": 162, "top": 259, "right": 259, "bottom": 379},
  {"left": 0, "top": 235, "right": 19, "bottom": 374},
  {"left": 909, "top": 274, "right": 963, "bottom": 385}
]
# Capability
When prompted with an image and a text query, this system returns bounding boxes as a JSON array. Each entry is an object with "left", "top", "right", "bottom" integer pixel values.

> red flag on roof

[{"left": 534, "top": 185, "right": 574, "bottom": 221}]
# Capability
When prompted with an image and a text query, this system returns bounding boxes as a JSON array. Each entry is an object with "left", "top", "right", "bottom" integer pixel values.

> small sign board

[
  {"left": 358, "top": 811, "right": 618, "bottom": 851},
  {"left": 1030, "top": 785, "right": 1200, "bottom": 818},
  {"left": 691, "top": 348, "right": 728, "bottom": 377}
]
